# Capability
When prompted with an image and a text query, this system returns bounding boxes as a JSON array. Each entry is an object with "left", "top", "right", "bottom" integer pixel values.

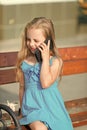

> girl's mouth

[{"left": 30, "top": 47, "right": 36, "bottom": 53}]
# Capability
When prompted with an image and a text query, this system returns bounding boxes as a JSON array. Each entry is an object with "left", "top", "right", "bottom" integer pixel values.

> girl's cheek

[
  {"left": 36, "top": 42, "right": 41, "bottom": 47},
  {"left": 26, "top": 42, "right": 30, "bottom": 49},
  {"left": 35, "top": 43, "right": 39, "bottom": 48},
  {"left": 26, "top": 41, "right": 30, "bottom": 46}
]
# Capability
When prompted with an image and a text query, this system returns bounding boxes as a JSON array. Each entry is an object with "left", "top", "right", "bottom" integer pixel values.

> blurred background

[{"left": 0, "top": 0, "right": 87, "bottom": 49}]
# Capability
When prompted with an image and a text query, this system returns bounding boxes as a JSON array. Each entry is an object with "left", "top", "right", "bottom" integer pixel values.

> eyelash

[
  {"left": 34, "top": 40, "right": 38, "bottom": 43},
  {"left": 26, "top": 38, "right": 39, "bottom": 44}
]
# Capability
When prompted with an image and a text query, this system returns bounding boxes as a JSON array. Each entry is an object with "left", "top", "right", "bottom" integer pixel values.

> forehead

[{"left": 27, "top": 28, "right": 44, "bottom": 36}]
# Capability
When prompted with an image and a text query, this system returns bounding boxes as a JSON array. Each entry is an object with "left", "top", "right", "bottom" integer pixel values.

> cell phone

[{"left": 35, "top": 37, "right": 53, "bottom": 62}]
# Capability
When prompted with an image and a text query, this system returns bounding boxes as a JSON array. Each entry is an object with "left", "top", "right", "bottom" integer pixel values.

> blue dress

[{"left": 19, "top": 58, "right": 73, "bottom": 130}]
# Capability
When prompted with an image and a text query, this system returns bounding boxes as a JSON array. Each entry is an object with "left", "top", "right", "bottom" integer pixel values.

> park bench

[{"left": 0, "top": 45, "right": 87, "bottom": 129}]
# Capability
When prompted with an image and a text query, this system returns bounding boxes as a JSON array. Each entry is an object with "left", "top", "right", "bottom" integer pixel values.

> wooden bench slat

[
  {"left": 0, "top": 46, "right": 87, "bottom": 67},
  {"left": 71, "top": 112, "right": 87, "bottom": 122},
  {"left": 63, "top": 59, "right": 87, "bottom": 75},
  {"left": 0, "top": 68, "right": 16, "bottom": 85},
  {"left": 65, "top": 97, "right": 87, "bottom": 127},
  {"left": 58, "top": 46, "right": 87, "bottom": 61},
  {"left": 65, "top": 97, "right": 87, "bottom": 108},
  {"left": 0, "top": 52, "right": 17, "bottom": 67},
  {"left": 71, "top": 112, "right": 87, "bottom": 127},
  {"left": 0, "top": 59, "right": 87, "bottom": 85},
  {"left": 72, "top": 115, "right": 87, "bottom": 127}
]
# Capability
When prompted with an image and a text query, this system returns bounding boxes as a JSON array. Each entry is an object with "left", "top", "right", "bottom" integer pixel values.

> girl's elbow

[{"left": 41, "top": 80, "right": 51, "bottom": 89}]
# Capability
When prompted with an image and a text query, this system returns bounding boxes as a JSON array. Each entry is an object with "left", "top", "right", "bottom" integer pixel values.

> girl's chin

[{"left": 30, "top": 49, "right": 36, "bottom": 54}]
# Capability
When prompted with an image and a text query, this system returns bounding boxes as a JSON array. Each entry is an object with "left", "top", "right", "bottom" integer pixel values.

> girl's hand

[
  {"left": 38, "top": 40, "right": 50, "bottom": 62},
  {"left": 17, "top": 114, "right": 23, "bottom": 120}
]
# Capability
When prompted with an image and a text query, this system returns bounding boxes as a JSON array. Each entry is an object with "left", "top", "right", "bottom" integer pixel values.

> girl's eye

[{"left": 34, "top": 39, "right": 39, "bottom": 43}]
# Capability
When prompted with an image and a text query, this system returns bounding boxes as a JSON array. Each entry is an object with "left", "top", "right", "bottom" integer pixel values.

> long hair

[{"left": 16, "top": 17, "right": 62, "bottom": 82}]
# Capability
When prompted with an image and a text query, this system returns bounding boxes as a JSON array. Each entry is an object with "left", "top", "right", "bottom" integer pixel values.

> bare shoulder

[
  {"left": 52, "top": 57, "right": 63, "bottom": 67},
  {"left": 50, "top": 56, "right": 63, "bottom": 78}
]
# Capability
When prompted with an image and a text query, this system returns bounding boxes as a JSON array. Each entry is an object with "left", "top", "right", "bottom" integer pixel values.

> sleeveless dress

[{"left": 19, "top": 58, "right": 73, "bottom": 130}]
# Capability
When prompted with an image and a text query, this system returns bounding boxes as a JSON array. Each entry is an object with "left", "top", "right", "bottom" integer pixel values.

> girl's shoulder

[
  {"left": 50, "top": 56, "right": 63, "bottom": 66},
  {"left": 50, "top": 56, "right": 63, "bottom": 78}
]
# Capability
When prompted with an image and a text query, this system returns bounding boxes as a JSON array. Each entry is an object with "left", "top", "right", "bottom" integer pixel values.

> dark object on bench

[
  {"left": 77, "top": 0, "right": 87, "bottom": 27},
  {"left": 0, "top": 104, "right": 21, "bottom": 130}
]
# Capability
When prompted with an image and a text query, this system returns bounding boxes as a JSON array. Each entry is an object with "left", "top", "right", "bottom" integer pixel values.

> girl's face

[{"left": 26, "top": 28, "right": 45, "bottom": 54}]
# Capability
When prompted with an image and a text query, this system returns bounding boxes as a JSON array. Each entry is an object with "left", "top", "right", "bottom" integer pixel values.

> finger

[
  {"left": 39, "top": 43, "right": 46, "bottom": 50},
  {"left": 38, "top": 45, "right": 43, "bottom": 52},
  {"left": 47, "top": 40, "right": 50, "bottom": 49}
]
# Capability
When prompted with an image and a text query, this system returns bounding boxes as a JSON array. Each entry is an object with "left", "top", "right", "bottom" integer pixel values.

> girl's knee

[{"left": 29, "top": 121, "right": 48, "bottom": 130}]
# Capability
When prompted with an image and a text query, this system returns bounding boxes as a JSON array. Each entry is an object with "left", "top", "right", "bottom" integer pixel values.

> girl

[{"left": 16, "top": 17, "right": 73, "bottom": 130}]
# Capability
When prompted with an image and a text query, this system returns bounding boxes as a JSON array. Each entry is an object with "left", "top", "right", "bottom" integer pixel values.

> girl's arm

[
  {"left": 40, "top": 57, "right": 62, "bottom": 88},
  {"left": 19, "top": 71, "right": 25, "bottom": 110}
]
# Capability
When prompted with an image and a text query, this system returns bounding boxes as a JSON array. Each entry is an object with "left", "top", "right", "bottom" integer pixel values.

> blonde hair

[{"left": 16, "top": 17, "right": 62, "bottom": 82}]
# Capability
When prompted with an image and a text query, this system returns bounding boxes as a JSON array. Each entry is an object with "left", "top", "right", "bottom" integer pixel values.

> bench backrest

[{"left": 0, "top": 46, "right": 87, "bottom": 85}]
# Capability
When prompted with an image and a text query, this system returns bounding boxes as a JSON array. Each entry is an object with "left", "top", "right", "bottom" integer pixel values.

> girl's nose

[{"left": 30, "top": 40, "right": 35, "bottom": 46}]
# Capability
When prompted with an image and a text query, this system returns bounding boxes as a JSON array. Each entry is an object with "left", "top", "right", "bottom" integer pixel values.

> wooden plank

[
  {"left": 22, "top": 126, "right": 31, "bottom": 130},
  {"left": 22, "top": 126, "right": 28, "bottom": 130},
  {"left": 0, "top": 52, "right": 17, "bottom": 67},
  {"left": 65, "top": 97, "right": 87, "bottom": 115},
  {"left": 9, "top": 125, "right": 30, "bottom": 130},
  {"left": 58, "top": 46, "right": 87, "bottom": 61},
  {"left": 71, "top": 112, "right": 87, "bottom": 127},
  {"left": 65, "top": 97, "right": 87, "bottom": 127},
  {"left": 0, "top": 68, "right": 16, "bottom": 85},
  {"left": 65, "top": 97, "right": 87, "bottom": 108},
  {"left": 0, "top": 59, "right": 87, "bottom": 85},
  {"left": 0, "top": 46, "right": 87, "bottom": 67},
  {"left": 8, "top": 126, "right": 28, "bottom": 130},
  {"left": 62, "top": 59, "right": 87, "bottom": 75}
]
